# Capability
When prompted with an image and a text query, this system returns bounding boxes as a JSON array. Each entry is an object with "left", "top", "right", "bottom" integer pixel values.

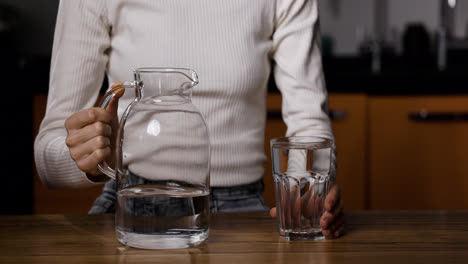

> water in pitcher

[{"left": 116, "top": 184, "right": 210, "bottom": 249}]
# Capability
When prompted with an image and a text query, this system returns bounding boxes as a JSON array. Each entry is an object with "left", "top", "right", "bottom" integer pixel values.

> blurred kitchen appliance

[
  {"left": 438, "top": 0, "right": 468, "bottom": 70},
  {"left": 402, "top": 23, "right": 431, "bottom": 66},
  {"left": 440, "top": 0, "right": 456, "bottom": 38}
]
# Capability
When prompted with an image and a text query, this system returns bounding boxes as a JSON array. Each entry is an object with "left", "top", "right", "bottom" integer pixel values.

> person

[{"left": 34, "top": 0, "right": 344, "bottom": 239}]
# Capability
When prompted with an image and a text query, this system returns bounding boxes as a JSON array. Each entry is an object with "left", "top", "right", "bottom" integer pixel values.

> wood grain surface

[
  {"left": 1, "top": 211, "right": 468, "bottom": 263},
  {"left": 368, "top": 96, "right": 468, "bottom": 209}
]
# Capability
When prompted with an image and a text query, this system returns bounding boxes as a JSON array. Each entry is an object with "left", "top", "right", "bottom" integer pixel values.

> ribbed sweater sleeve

[
  {"left": 34, "top": 0, "right": 111, "bottom": 188},
  {"left": 273, "top": 0, "right": 337, "bottom": 179}
]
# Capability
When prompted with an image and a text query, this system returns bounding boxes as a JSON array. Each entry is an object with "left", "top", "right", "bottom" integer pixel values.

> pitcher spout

[{"left": 131, "top": 68, "right": 199, "bottom": 101}]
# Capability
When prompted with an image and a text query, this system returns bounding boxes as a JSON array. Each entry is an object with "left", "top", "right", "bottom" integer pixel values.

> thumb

[
  {"left": 105, "top": 82, "right": 125, "bottom": 114},
  {"left": 270, "top": 207, "right": 277, "bottom": 218}
]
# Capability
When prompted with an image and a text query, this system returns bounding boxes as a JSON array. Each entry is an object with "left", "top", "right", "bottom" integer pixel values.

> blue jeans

[{"left": 89, "top": 179, "right": 270, "bottom": 214}]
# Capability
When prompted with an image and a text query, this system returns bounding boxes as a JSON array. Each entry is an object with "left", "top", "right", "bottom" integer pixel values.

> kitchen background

[{"left": 1, "top": 0, "right": 467, "bottom": 214}]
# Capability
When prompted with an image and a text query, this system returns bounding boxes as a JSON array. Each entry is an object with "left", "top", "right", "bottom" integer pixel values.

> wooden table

[{"left": 1, "top": 211, "right": 468, "bottom": 263}]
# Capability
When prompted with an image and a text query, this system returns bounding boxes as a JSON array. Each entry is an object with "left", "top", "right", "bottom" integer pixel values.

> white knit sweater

[{"left": 34, "top": 0, "right": 335, "bottom": 188}]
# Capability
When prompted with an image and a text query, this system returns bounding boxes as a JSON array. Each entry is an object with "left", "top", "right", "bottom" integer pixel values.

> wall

[
  {"left": 387, "top": 0, "right": 440, "bottom": 37},
  {"left": 319, "top": 0, "right": 468, "bottom": 55},
  {"left": 318, "top": 0, "right": 375, "bottom": 55},
  {"left": 454, "top": 0, "right": 468, "bottom": 38},
  {"left": 2, "top": 0, "right": 59, "bottom": 56},
  {"left": 3, "top": 0, "right": 467, "bottom": 57}
]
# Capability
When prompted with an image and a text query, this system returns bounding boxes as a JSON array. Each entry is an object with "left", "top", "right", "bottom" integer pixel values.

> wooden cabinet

[
  {"left": 263, "top": 93, "right": 367, "bottom": 210},
  {"left": 328, "top": 94, "right": 367, "bottom": 210},
  {"left": 368, "top": 96, "right": 468, "bottom": 210},
  {"left": 34, "top": 93, "right": 468, "bottom": 212},
  {"left": 264, "top": 94, "right": 468, "bottom": 210}
]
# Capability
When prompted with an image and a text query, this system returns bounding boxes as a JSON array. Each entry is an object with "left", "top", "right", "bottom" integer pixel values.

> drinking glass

[{"left": 271, "top": 136, "right": 332, "bottom": 240}]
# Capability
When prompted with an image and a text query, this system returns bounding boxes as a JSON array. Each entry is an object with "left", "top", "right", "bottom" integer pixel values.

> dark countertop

[
  {"left": 269, "top": 55, "right": 468, "bottom": 95},
  {"left": 21, "top": 54, "right": 468, "bottom": 96},
  {"left": 324, "top": 70, "right": 468, "bottom": 95}
]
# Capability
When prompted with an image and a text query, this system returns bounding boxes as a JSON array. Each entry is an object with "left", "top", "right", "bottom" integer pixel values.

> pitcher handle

[{"left": 97, "top": 81, "right": 137, "bottom": 179}]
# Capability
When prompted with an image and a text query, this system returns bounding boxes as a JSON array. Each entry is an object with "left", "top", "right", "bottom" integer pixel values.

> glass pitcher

[{"left": 98, "top": 68, "right": 211, "bottom": 249}]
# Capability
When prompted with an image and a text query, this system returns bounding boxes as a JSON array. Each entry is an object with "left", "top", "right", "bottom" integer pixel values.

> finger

[
  {"left": 323, "top": 214, "right": 344, "bottom": 239},
  {"left": 281, "top": 179, "right": 294, "bottom": 228},
  {"left": 65, "top": 108, "right": 113, "bottom": 131},
  {"left": 322, "top": 228, "right": 334, "bottom": 239},
  {"left": 104, "top": 82, "right": 125, "bottom": 114},
  {"left": 75, "top": 147, "right": 111, "bottom": 173},
  {"left": 69, "top": 136, "right": 110, "bottom": 161},
  {"left": 288, "top": 180, "right": 301, "bottom": 229},
  {"left": 270, "top": 207, "right": 277, "bottom": 218},
  {"left": 280, "top": 183, "right": 287, "bottom": 229},
  {"left": 320, "top": 211, "right": 333, "bottom": 230},
  {"left": 325, "top": 183, "right": 341, "bottom": 212},
  {"left": 328, "top": 211, "right": 345, "bottom": 234},
  {"left": 110, "top": 81, "right": 123, "bottom": 90},
  {"left": 320, "top": 198, "right": 343, "bottom": 230},
  {"left": 331, "top": 196, "right": 344, "bottom": 217},
  {"left": 322, "top": 224, "right": 344, "bottom": 239},
  {"left": 334, "top": 223, "right": 345, "bottom": 238},
  {"left": 304, "top": 182, "right": 328, "bottom": 221},
  {"left": 300, "top": 187, "right": 313, "bottom": 219},
  {"left": 66, "top": 122, "right": 112, "bottom": 148}
]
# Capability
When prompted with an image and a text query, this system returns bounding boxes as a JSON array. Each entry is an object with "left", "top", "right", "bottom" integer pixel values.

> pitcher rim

[{"left": 132, "top": 67, "right": 199, "bottom": 85}]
